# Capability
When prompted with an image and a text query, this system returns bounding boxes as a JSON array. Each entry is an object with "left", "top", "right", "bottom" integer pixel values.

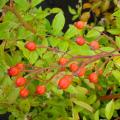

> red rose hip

[
  {"left": 20, "top": 88, "right": 29, "bottom": 98},
  {"left": 90, "top": 41, "right": 99, "bottom": 50},
  {"left": 88, "top": 72, "right": 98, "bottom": 83},
  {"left": 77, "top": 67, "right": 86, "bottom": 77},
  {"left": 15, "top": 63, "right": 25, "bottom": 71},
  {"left": 98, "top": 69, "right": 103, "bottom": 75},
  {"left": 58, "top": 75, "right": 73, "bottom": 89},
  {"left": 76, "top": 36, "right": 86, "bottom": 46},
  {"left": 59, "top": 58, "right": 68, "bottom": 66},
  {"left": 8, "top": 67, "right": 19, "bottom": 76},
  {"left": 74, "top": 21, "right": 86, "bottom": 29},
  {"left": 69, "top": 63, "right": 79, "bottom": 72},
  {"left": 36, "top": 85, "right": 46, "bottom": 95},
  {"left": 15, "top": 77, "right": 26, "bottom": 87},
  {"left": 25, "top": 41, "right": 36, "bottom": 51}
]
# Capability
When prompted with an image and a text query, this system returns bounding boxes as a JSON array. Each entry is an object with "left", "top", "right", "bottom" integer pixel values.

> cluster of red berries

[
  {"left": 74, "top": 21, "right": 100, "bottom": 50},
  {"left": 8, "top": 63, "right": 46, "bottom": 98},
  {"left": 7, "top": 22, "right": 102, "bottom": 97},
  {"left": 24, "top": 21, "right": 99, "bottom": 53},
  {"left": 8, "top": 63, "right": 25, "bottom": 76},
  {"left": 19, "top": 85, "right": 46, "bottom": 98},
  {"left": 58, "top": 57, "right": 103, "bottom": 89},
  {"left": 76, "top": 37, "right": 100, "bottom": 50}
]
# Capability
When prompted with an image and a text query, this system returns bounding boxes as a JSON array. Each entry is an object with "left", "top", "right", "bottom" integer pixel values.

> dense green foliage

[{"left": 1, "top": 0, "right": 120, "bottom": 120}]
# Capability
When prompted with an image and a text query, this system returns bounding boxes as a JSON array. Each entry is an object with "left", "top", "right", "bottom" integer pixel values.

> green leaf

[
  {"left": 72, "top": 107, "right": 79, "bottom": 120},
  {"left": 17, "top": 27, "right": 33, "bottom": 39},
  {"left": 43, "top": 51, "right": 54, "bottom": 64},
  {"left": 17, "top": 41, "right": 30, "bottom": 59},
  {"left": 19, "top": 99, "right": 30, "bottom": 113},
  {"left": 113, "top": 9, "right": 120, "bottom": 17},
  {"left": 114, "top": 99, "right": 120, "bottom": 110},
  {"left": 88, "top": 94, "right": 97, "bottom": 104},
  {"left": 67, "top": 86, "right": 87, "bottom": 101},
  {"left": 84, "top": 79, "right": 95, "bottom": 89},
  {"left": 91, "top": 1, "right": 102, "bottom": 10},
  {"left": 94, "top": 110, "right": 99, "bottom": 120},
  {"left": 37, "top": 39, "right": 48, "bottom": 57},
  {"left": 28, "top": 51, "right": 39, "bottom": 64},
  {"left": 0, "top": 0, "right": 8, "bottom": 9},
  {"left": 72, "top": 98, "right": 94, "bottom": 113},
  {"left": 68, "top": 6, "right": 76, "bottom": 15},
  {"left": 2, "top": 75, "right": 12, "bottom": 86},
  {"left": 112, "top": 70, "right": 120, "bottom": 84},
  {"left": 15, "top": 0, "right": 29, "bottom": 11},
  {"left": 64, "top": 25, "right": 83, "bottom": 39},
  {"left": 3, "top": 53, "right": 13, "bottom": 66},
  {"left": 103, "top": 61, "right": 113, "bottom": 76},
  {"left": 35, "top": 59, "right": 44, "bottom": 67},
  {"left": 107, "top": 29, "right": 120, "bottom": 35},
  {"left": 0, "top": 106, "right": 7, "bottom": 114},
  {"left": 50, "top": 8, "right": 61, "bottom": 13},
  {"left": 86, "top": 26, "right": 104, "bottom": 39},
  {"left": 48, "top": 37, "right": 60, "bottom": 47},
  {"left": 6, "top": 87, "right": 19, "bottom": 104},
  {"left": 115, "top": 36, "right": 120, "bottom": 48},
  {"left": 58, "top": 40, "right": 69, "bottom": 52},
  {"left": 83, "top": 116, "right": 87, "bottom": 120},
  {"left": 69, "top": 43, "right": 95, "bottom": 56},
  {"left": 31, "top": 0, "right": 44, "bottom": 7},
  {"left": 17, "top": 41, "right": 38, "bottom": 64},
  {"left": 4, "top": 11, "right": 17, "bottom": 22},
  {"left": 0, "top": 22, "right": 13, "bottom": 39},
  {"left": 105, "top": 100, "right": 115, "bottom": 120},
  {"left": 12, "top": 51, "right": 22, "bottom": 64},
  {"left": 113, "top": 56, "right": 120, "bottom": 67},
  {"left": 52, "top": 11, "right": 65, "bottom": 35},
  {"left": 72, "top": 14, "right": 79, "bottom": 21},
  {"left": 100, "top": 47, "right": 115, "bottom": 52}
]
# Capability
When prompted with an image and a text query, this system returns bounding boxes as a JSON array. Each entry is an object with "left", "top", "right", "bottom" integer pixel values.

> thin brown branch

[
  {"left": 4, "top": 5, "right": 44, "bottom": 40},
  {"left": 87, "top": 25, "right": 117, "bottom": 48},
  {"left": 46, "top": 70, "right": 64, "bottom": 84},
  {"left": 37, "top": 45, "right": 73, "bottom": 57},
  {"left": 24, "top": 65, "right": 59, "bottom": 78},
  {"left": 9, "top": 0, "right": 14, "bottom": 8},
  {"left": 99, "top": 93, "right": 120, "bottom": 101}
]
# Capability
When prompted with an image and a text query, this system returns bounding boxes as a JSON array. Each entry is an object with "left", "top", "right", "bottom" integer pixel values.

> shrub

[{"left": 0, "top": 0, "right": 120, "bottom": 120}]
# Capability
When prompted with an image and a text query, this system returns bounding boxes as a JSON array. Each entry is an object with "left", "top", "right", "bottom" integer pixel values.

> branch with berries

[
  {"left": 3, "top": 4, "right": 120, "bottom": 101},
  {"left": 7, "top": 33, "right": 120, "bottom": 100}
]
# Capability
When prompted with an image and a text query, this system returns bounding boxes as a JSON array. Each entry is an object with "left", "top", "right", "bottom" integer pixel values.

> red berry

[
  {"left": 25, "top": 41, "right": 36, "bottom": 51},
  {"left": 59, "top": 58, "right": 68, "bottom": 66},
  {"left": 15, "top": 63, "right": 24, "bottom": 71},
  {"left": 76, "top": 36, "right": 86, "bottom": 46},
  {"left": 88, "top": 72, "right": 98, "bottom": 83},
  {"left": 60, "top": 67, "right": 66, "bottom": 71},
  {"left": 69, "top": 63, "right": 79, "bottom": 72},
  {"left": 15, "top": 77, "right": 26, "bottom": 87},
  {"left": 8, "top": 67, "right": 19, "bottom": 76},
  {"left": 98, "top": 69, "right": 103, "bottom": 75},
  {"left": 74, "top": 21, "right": 86, "bottom": 29},
  {"left": 58, "top": 75, "right": 73, "bottom": 89},
  {"left": 20, "top": 88, "right": 29, "bottom": 98},
  {"left": 36, "top": 85, "right": 46, "bottom": 95},
  {"left": 90, "top": 41, "right": 99, "bottom": 50},
  {"left": 77, "top": 67, "right": 86, "bottom": 77}
]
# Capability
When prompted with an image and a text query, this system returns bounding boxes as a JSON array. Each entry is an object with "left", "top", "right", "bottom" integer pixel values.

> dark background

[{"left": 40, "top": 0, "right": 79, "bottom": 31}]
